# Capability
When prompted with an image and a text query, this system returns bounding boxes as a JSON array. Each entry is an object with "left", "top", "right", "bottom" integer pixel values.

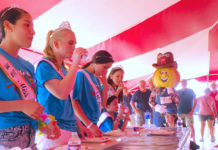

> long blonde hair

[{"left": 43, "top": 29, "right": 69, "bottom": 70}]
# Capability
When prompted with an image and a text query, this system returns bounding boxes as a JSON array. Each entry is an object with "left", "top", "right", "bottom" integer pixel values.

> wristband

[{"left": 87, "top": 122, "right": 93, "bottom": 129}]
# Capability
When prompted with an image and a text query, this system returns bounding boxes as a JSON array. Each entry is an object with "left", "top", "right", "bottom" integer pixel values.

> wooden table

[
  {"left": 104, "top": 127, "right": 190, "bottom": 150},
  {"left": 54, "top": 127, "right": 190, "bottom": 150}
]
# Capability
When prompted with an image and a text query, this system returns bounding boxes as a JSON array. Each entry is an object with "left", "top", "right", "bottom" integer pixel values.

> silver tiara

[
  {"left": 50, "top": 21, "right": 72, "bottom": 38},
  {"left": 114, "top": 65, "right": 123, "bottom": 69}
]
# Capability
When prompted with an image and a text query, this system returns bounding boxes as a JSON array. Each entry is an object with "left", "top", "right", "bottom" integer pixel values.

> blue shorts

[{"left": 0, "top": 124, "right": 37, "bottom": 149}]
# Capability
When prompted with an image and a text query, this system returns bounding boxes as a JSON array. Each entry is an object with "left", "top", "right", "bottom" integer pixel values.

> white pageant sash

[
  {"left": 0, "top": 54, "right": 36, "bottom": 100},
  {"left": 97, "top": 112, "right": 113, "bottom": 127},
  {"left": 80, "top": 69, "right": 102, "bottom": 110}
]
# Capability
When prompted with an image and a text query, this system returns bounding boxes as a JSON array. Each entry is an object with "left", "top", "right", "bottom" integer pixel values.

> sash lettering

[{"left": 0, "top": 54, "right": 35, "bottom": 100}]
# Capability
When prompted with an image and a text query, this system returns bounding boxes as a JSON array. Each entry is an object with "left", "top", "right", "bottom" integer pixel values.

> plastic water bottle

[
  {"left": 81, "top": 54, "right": 88, "bottom": 61},
  {"left": 68, "top": 132, "right": 81, "bottom": 150},
  {"left": 177, "top": 118, "right": 183, "bottom": 131},
  {"left": 79, "top": 53, "right": 89, "bottom": 65},
  {"left": 81, "top": 53, "right": 89, "bottom": 62},
  {"left": 144, "top": 110, "right": 151, "bottom": 126}
]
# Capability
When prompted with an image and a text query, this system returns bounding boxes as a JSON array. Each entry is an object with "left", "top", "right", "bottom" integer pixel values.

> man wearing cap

[{"left": 177, "top": 79, "right": 197, "bottom": 142}]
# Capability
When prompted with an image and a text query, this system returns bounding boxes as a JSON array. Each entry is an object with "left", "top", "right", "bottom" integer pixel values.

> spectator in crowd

[
  {"left": 153, "top": 87, "right": 179, "bottom": 127},
  {"left": 130, "top": 80, "right": 151, "bottom": 126},
  {"left": 210, "top": 82, "right": 218, "bottom": 114},
  {"left": 196, "top": 88, "right": 216, "bottom": 142},
  {"left": 177, "top": 79, "right": 197, "bottom": 142},
  {"left": 163, "top": 109, "right": 200, "bottom": 150},
  {"left": 210, "top": 81, "right": 218, "bottom": 140},
  {"left": 163, "top": 108, "right": 177, "bottom": 127}
]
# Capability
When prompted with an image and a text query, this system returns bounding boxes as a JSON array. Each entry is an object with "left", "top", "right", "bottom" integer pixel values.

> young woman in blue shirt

[
  {"left": 72, "top": 50, "right": 114, "bottom": 137},
  {"left": 97, "top": 95, "right": 130, "bottom": 133},
  {"left": 35, "top": 21, "right": 91, "bottom": 149},
  {"left": 0, "top": 7, "right": 59, "bottom": 149}
]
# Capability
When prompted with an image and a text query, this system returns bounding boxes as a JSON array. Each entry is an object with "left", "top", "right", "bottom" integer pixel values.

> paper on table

[
  {"left": 81, "top": 137, "right": 112, "bottom": 143},
  {"left": 103, "top": 130, "right": 125, "bottom": 136},
  {"left": 147, "top": 129, "right": 175, "bottom": 136}
]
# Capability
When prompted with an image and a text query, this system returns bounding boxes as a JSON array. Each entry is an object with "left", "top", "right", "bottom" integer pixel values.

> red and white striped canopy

[{"left": 1, "top": 0, "right": 218, "bottom": 90}]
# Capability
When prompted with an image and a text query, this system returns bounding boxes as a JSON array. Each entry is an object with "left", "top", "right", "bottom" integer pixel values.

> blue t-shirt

[
  {"left": 177, "top": 88, "right": 196, "bottom": 114},
  {"left": 99, "top": 112, "right": 123, "bottom": 133},
  {"left": 153, "top": 92, "right": 177, "bottom": 127},
  {"left": 131, "top": 89, "right": 151, "bottom": 112},
  {"left": 0, "top": 48, "right": 38, "bottom": 130},
  {"left": 72, "top": 69, "right": 102, "bottom": 124},
  {"left": 36, "top": 60, "right": 77, "bottom": 132}
]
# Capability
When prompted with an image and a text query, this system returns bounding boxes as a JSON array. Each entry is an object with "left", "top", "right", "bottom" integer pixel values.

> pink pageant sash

[
  {"left": 37, "top": 59, "right": 77, "bottom": 98},
  {"left": 80, "top": 69, "right": 102, "bottom": 111},
  {"left": 38, "top": 59, "right": 65, "bottom": 78},
  {"left": 0, "top": 55, "right": 58, "bottom": 128},
  {"left": 107, "top": 84, "right": 116, "bottom": 98},
  {"left": 0, "top": 54, "right": 36, "bottom": 100}
]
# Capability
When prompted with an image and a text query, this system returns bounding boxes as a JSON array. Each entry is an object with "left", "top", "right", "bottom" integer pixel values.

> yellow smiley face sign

[{"left": 153, "top": 67, "right": 180, "bottom": 88}]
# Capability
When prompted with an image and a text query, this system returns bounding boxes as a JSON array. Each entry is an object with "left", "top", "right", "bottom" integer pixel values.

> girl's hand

[
  {"left": 77, "top": 124, "right": 94, "bottom": 139},
  {"left": 21, "top": 100, "right": 44, "bottom": 120},
  {"left": 89, "top": 124, "right": 103, "bottom": 137},
  {"left": 118, "top": 105, "right": 125, "bottom": 117},
  {"left": 72, "top": 47, "right": 87, "bottom": 65},
  {"left": 125, "top": 113, "right": 130, "bottom": 121},
  {"left": 117, "top": 82, "right": 124, "bottom": 92},
  {"left": 98, "top": 72, "right": 107, "bottom": 85},
  {"left": 46, "top": 121, "right": 61, "bottom": 139},
  {"left": 120, "top": 106, "right": 130, "bottom": 119}
]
